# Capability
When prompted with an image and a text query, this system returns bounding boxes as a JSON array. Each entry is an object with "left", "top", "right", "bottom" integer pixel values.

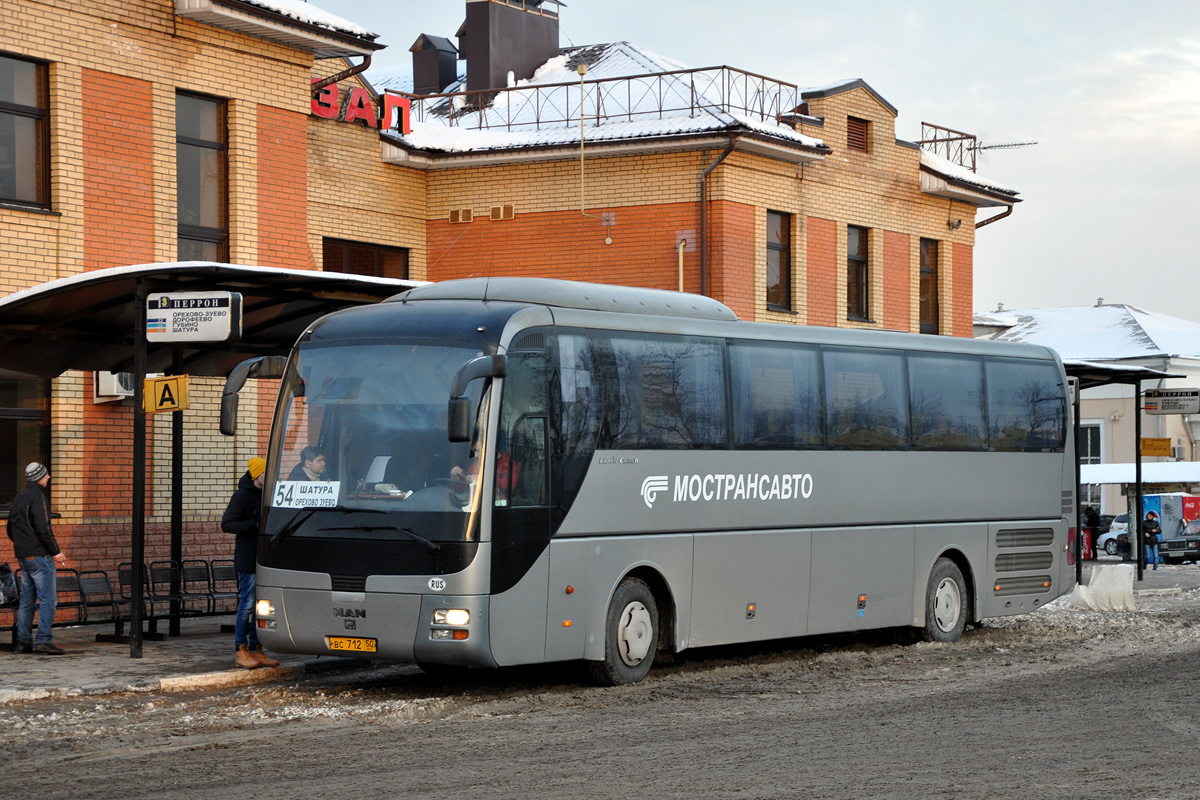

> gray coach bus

[{"left": 238, "top": 277, "right": 1076, "bottom": 685}]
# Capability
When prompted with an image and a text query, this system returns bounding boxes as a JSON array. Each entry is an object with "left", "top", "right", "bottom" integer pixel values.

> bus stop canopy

[{"left": 0, "top": 262, "right": 424, "bottom": 378}]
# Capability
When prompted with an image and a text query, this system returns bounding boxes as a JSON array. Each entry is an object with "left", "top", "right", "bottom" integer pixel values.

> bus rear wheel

[
  {"left": 588, "top": 577, "right": 659, "bottom": 686},
  {"left": 921, "top": 558, "right": 967, "bottom": 643}
]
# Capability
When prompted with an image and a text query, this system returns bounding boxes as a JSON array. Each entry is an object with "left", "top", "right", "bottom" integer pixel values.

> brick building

[{"left": 0, "top": 0, "right": 1020, "bottom": 576}]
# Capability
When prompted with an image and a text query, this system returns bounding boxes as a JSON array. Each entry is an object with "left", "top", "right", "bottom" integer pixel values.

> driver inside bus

[{"left": 287, "top": 446, "right": 326, "bottom": 481}]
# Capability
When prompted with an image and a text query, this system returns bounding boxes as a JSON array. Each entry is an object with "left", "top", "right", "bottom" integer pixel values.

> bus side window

[
  {"left": 824, "top": 347, "right": 909, "bottom": 450},
  {"left": 985, "top": 358, "right": 1066, "bottom": 453}
]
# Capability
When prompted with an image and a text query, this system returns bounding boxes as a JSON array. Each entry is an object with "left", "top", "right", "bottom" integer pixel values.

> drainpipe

[
  {"left": 698, "top": 136, "right": 737, "bottom": 297},
  {"left": 311, "top": 55, "right": 373, "bottom": 96},
  {"left": 975, "top": 205, "right": 1013, "bottom": 230},
  {"left": 677, "top": 239, "right": 687, "bottom": 291}
]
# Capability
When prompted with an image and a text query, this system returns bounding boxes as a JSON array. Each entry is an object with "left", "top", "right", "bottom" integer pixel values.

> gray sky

[{"left": 314, "top": 0, "right": 1200, "bottom": 321}]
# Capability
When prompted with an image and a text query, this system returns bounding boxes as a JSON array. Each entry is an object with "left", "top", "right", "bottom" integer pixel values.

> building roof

[
  {"left": 378, "top": 41, "right": 829, "bottom": 161},
  {"left": 974, "top": 303, "right": 1200, "bottom": 363}
]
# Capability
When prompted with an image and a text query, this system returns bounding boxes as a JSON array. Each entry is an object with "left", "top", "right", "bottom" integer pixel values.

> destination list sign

[
  {"left": 147, "top": 292, "right": 242, "bottom": 342},
  {"left": 1144, "top": 389, "right": 1200, "bottom": 415}
]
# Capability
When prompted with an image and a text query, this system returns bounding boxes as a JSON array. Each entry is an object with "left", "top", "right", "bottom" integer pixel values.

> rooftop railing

[{"left": 392, "top": 66, "right": 800, "bottom": 133}]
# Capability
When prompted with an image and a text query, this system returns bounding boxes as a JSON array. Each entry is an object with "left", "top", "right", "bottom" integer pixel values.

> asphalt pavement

[{"left": 1, "top": 558, "right": 1197, "bottom": 705}]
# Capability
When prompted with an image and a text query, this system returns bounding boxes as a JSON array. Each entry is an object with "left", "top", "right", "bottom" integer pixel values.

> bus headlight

[
  {"left": 433, "top": 608, "right": 470, "bottom": 626},
  {"left": 256, "top": 599, "right": 275, "bottom": 616}
]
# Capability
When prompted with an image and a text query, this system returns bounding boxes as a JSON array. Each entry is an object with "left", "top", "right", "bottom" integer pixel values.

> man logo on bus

[{"left": 641, "top": 475, "right": 670, "bottom": 508}]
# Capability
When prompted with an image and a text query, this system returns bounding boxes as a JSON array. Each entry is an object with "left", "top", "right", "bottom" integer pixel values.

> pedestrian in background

[
  {"left": 220, "top": 457, "right": 279, "bottom": 670},
  {"left": 1143, "top": 511, "right": 1163, "bottom": 571},
  {"left": 6, "top": 462, "right": 67, "bottom": 654}
]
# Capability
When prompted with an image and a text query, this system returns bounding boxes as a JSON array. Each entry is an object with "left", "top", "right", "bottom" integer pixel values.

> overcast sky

[{"left": 315, "top": 0, "right": 1200, "bottom": 321}]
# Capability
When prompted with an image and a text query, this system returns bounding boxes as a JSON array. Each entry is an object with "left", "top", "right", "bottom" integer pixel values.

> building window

[
  {"left": 322, "top": 238, "right": 409, "bottom": 279},
  {"left": 0, "top": 55, "right": 48, "bottom": 208},
  {"left": 0, "top": 370, "right": 50, "bottom": 511},
  {"left": 1079, "top": 423, "right": 1102, "bottom": 507},
  {"left": 176, "top": 92, "right": 227, "bottom": 261},
  {"left": 847, "top": 116, "right": 869, "bottom": 153},
  {"left": 765, "top": 210, "right": 791, "bottom": 310},
  {"left": 847, "top": 225, "right": 869, "bottom": 321},
  {"left": 920, "top": 238, "right": 939, "bottom": 334}
]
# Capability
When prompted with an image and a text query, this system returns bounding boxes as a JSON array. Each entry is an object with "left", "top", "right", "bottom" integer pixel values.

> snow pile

[{"left": 1068, "top": 563, "right": 1137, "bottom": 611}]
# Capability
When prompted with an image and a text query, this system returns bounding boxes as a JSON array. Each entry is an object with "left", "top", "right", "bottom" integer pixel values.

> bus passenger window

[
  {"left": 986, "top": 359, "right": 1066, "bottom": 452},
  {"left": 908, "top": 353, "right": 986, "bottom": 451},
  {"left": 729, "top": 340, "right": 822, "bottom": 449},
  {"left": 824, "top": 347, "right": 908, "bottom": 450}
]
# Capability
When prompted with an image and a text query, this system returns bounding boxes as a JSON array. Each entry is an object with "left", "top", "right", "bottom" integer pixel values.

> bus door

[{"left": 487, "top": 333, "right": 554, "bottom": 666}]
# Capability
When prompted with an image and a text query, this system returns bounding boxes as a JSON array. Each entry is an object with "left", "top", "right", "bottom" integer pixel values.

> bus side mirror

[
  {"left": 447, "top": 354, "right": 507, "bottom": 443},
  {"left": 220, "top": 355, "right": 288, "bottom": 436},
  {"left": 448, "top": 397, "right": 472, "bottom": 442}
]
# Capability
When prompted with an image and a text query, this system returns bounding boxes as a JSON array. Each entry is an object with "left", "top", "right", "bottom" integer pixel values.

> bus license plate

[{"left": 327, "top": 636, "right": 377, "bottom": 653}]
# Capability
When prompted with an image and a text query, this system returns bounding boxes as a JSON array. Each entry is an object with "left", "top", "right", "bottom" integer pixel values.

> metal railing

[{"left": 393, "top": 66, "right": 800, "bottom": 133}]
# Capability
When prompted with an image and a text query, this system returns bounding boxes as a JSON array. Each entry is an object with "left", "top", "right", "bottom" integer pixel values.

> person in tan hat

[{"left": 220, "top": 457, "right": 279, "bottom": 669}]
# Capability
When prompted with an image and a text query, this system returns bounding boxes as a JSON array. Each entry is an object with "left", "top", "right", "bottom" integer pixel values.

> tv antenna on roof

[{"left": 917, "top": 122, "right": 1037, "bottom": 172}]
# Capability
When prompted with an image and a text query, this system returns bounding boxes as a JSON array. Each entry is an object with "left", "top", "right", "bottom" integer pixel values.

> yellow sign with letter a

[
  {"left": 1140, "top": 437, "right": 1172, "bottom": 457},
  {"left": 144, "top": 375, "right": 190, "bottom": 414}
]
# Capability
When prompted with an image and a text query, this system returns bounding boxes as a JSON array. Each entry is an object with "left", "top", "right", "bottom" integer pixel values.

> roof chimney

[
  {"left": 410, "top": 34, "right": 459, "bottom": 95},
  {"left": 460, "top": 0, "right": 562, "bottom": 94}
]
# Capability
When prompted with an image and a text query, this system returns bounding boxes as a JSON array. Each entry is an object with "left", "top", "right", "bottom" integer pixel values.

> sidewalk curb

[{"left": 0, "top": 656, "right": 371, "bottom": 705}]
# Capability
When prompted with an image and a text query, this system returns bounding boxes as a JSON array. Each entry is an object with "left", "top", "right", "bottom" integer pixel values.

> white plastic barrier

[{"left": 1069, "top": 563, "right": 1136, "bottom": 611}]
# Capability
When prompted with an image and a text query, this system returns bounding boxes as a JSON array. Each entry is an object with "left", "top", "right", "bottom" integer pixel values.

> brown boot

[
  {"left": 248, "top": 645, "right": 279, "bottom": 667},
  {"left": 236, "top": 644, "right": 260, "bottom": 669}
]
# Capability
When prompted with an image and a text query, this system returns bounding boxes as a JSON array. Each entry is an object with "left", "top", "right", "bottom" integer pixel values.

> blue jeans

[
  {"left": 235, "top": 570, "right": 260, "bottom": 649},
  {"left": 1144, "top": 544, "right": 1161, "bottom": 568},
  {"left": 16, "top": 555, "right": 57, "bottom": 645}
]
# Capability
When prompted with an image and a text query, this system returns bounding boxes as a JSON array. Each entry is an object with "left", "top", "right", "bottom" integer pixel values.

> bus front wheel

[
  {"left": 921, "top": 558, "right": 967, "bottom": 643},
  {"left": 588, "top": 577, "right": 659, "bottom": 686}
]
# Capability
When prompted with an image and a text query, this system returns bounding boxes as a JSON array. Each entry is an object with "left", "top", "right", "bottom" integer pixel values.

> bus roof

[{"left": 388, "top": 277, "right": 739, "bottom": 322}]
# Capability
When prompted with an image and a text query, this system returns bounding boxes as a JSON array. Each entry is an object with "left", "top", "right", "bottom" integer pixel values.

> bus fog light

[
  {"left": 433, "top": 609, "right": 470, "bottom": 626},
  {"left": 431, "top": 629, "right": 454, "bottom": 640},
  {"left": 257, "top": 619, "right": 276, "bottom": 630},
  {"left": 256, "top": 600, "right": 275, "bottom": 616}
]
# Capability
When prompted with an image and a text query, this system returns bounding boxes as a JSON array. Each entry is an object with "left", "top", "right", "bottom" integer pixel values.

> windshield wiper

[
  {"left": 268, "top": 506, "right": 318, "bottom": 545},
  {"left": 268, "top": 506, "right": 393, "bottom": 545},
  {"left": 320, "top": 523, "right": 441, "bottom": 552}
]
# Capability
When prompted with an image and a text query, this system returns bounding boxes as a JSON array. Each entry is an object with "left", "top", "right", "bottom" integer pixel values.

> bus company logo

[
  {"left": 640, "top": 476, "right": 670, "bottom": 508},
  {"left": 333, "top": 607, "right": 366, "bottom": 619},
  {"left": 641, "top": 472, "right": 815, "bottom": 509}
]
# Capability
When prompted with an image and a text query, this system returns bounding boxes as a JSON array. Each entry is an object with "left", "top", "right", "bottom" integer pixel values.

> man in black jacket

[
  {"left": 220, "top": 457, "right": 279, "bottom": 669},
  {"left": 6, "top": 462, "right": 67, "bottom": 654}
]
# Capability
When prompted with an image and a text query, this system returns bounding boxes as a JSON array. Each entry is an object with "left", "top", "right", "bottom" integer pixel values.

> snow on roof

[
  {"left": 920, "top": 149, "right": 1014, "bottom": 197},
  {"left": 236, "top": 0, "right": 378, "bottom": 40},
  {"left": 379, "top": 42, "right": 825, "bottom": 155},
  {"left": 974, "top": 304, "right": 1200, "bottom": 361}
]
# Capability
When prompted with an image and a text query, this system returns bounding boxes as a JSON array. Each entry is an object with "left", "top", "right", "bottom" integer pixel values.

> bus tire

[
  {"left": 921, "top": 558, "right": 967, "bottom": 643},
  {"left": 588, "top": 577, "right": 659, "bottom": 686}
]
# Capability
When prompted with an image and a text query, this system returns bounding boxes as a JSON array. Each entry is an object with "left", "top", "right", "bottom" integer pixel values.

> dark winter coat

[
  {"left": 6, "top": 481, "right": 60, "bottom": 558},
  {"left": 221, "top": 471, "right": 262, "bottom": 573}
]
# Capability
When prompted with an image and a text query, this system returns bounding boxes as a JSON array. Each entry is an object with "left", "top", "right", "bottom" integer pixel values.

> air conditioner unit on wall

[
  {"left": 1173, "top": 446, "right": 1187, "bottom": 461},
  {"left": 94, "top": 371, "right": 135, "bottom": 403}
]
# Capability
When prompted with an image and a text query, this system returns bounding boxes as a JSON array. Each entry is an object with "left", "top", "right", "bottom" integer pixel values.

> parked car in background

[
  {"left": 1096, "top": 515, "right": 1129, "bottom": 556},
  {"left": 1159, "top": 519, "right": 1200, "bottom": 564}
]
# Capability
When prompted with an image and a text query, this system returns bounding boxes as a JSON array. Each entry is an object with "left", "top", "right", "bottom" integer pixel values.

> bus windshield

[{"left": 268, "top": 340, "right": 486, "bottom": 533}]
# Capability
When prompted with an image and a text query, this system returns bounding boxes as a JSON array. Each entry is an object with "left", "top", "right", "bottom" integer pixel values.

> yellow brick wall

[
  {"left": 0, "top": 0, "right": 322, "bottom": 526},
  {"left": 306, "top": 64, "right": 429, "bottom": 277}
]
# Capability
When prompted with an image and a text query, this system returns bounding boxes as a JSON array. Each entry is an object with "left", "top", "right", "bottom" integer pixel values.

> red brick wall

[
  {"left": 81, "top": 373, "right": 151, "bottom": 519},
  {"left": 706, "top": 201, "right": 755, "bottom": 320},
  {"left": 882, "top": 230, "right": 911, "bottom": 331},
  {"left": 805, "top": 216, "right": 837, "bottom": 326},
  {"left": 257, "top": 105, "right": 313, "bottom": 270},
  {"left": 82, "top": 69, "right": 154, "bottom": 270},
  {"left": 426, "top": 202, "right": 700, "bottom": 291},
  {"left": 952, "top": 242, "right": 973, "bottom": 337}
]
